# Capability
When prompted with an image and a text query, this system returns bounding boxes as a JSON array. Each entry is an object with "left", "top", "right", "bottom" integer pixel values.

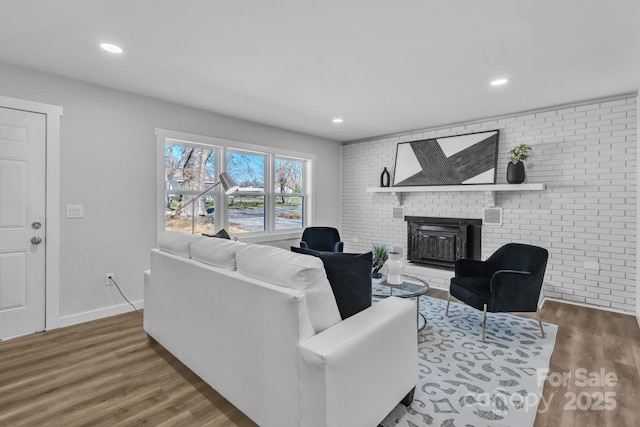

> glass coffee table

[{"left": 372, "top": 276, "right": 429, "bottom": 331}]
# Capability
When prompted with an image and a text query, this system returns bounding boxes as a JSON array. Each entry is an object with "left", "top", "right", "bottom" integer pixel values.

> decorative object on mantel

[
  {"left": 371, "top": 243, "right": 389, "bottom": 279},
  {"left": 392, "top": 130, "right": 499, "bottom": 186},
  {"left": 380, "top": 167, "right": 390, "bottom": 187},
  {"left": 506, "top": 143, "right": 532, "bottom": 184},
  {"left": 385, "top": 251, "right": 405, "bottom": 284}
]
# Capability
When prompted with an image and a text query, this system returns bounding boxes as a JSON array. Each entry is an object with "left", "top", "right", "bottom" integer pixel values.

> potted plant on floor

[
  {"left": 506, "top": 143, "right": 532, "bottom": 184},
  {"left": 371, "top": 243, "right": 389, "bottom": 280}
]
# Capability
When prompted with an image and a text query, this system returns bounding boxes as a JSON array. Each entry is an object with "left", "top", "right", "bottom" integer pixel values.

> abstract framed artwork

[{"left": 392, "top": 130, "right": 499, "bottom": 186}]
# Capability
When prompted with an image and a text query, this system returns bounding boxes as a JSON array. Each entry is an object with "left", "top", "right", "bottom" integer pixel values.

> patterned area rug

[{"left": 376, "top": 294, "right": 557, "bottom": 427}]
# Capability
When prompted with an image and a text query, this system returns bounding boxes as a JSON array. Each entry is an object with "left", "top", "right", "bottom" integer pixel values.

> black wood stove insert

[{"left": 406, "top": 216, "right": 482, "bottom": 270}]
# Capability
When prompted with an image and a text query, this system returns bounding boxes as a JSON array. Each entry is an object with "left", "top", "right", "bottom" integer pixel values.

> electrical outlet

[{"left": 105, "top": 273, "right": 115, "bottom": 286}]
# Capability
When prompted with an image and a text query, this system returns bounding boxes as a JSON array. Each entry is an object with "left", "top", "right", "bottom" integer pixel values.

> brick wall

[{"left": 341, "top": 95, "right": 637, "bottom": 313}]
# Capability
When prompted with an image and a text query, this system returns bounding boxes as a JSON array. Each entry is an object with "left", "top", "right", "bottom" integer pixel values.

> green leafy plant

[
  {"left": 371, "top": 243, "right": 389, "bottom": 262},
  {"left": 507, "top": 144, "right": 532, "bottom": 164},
  {"left": 371, "top": 243, "right": 389, "bottom": 276}
]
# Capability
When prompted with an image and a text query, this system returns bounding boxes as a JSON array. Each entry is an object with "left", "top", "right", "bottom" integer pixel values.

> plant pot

[{"left": 507, "top": 161, "right": 525, "bottom": 184}]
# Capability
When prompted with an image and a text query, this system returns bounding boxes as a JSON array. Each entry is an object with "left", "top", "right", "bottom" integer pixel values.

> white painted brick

[{"left": 341, "top": 95, "right": 637, "bottom": 314}]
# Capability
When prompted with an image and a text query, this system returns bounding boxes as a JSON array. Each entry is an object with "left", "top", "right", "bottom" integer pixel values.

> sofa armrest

[{"left": 298, "top": 297, "right": 417, "bottom": 427}]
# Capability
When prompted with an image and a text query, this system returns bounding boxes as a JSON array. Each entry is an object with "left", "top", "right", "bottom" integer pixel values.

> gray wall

[{"left": 0, "top": 62, "right": 342, "bottom": 322}]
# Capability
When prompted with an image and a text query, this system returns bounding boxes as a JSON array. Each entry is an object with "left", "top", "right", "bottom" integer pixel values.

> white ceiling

[{"left": 0, "top": 0, "right": 638, "bottom": 142}]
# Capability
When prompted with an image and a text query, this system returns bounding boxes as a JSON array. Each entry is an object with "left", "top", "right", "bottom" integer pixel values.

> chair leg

[
  {"left": 481, "top": 304, "right": 487, "bottom": 342},
  {"left": 536, "top": 309, "right": 545, "bottom": 338},
  {"left": 445, "top": 292, "right": 451, "bottom": 316}
]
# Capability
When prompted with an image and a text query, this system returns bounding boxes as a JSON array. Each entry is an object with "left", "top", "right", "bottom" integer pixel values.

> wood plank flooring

[
  {"left": 0, "top": 312, "right": 256, "bottom": 427},
  {"left": 431, "top": 288, "right": 640, "bottom": 427},
  {"left": 0, "top": 291, "right": 638, "bottom": 426}
]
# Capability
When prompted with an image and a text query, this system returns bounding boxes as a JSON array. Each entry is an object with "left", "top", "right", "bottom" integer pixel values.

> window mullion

[
  {"left": 265, "top": 154, "right": 275, "bottom": 234},
  {"left": 217, "top": 146, "right": 227, "bottom": 232}
]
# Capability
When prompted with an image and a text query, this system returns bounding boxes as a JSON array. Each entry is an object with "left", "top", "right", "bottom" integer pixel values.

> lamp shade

[{"left": 219, "top": 172, "right": 239, "bottom": 195}]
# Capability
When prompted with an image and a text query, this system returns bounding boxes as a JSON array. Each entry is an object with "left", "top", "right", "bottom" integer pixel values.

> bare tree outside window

[
  {"left": 165, "top": 143, "right": 216, "bottom": 234},
  {"left": 227, "top": 151, "right": 266, "bottom": 233},
  {"left": 163, "top": 139, "right": 308, "bottom": 235},
  {"left": 275, "top": 158, "right": 304, "bottom": 230}
]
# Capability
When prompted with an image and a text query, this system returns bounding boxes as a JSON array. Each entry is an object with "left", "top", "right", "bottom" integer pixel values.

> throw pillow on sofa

[
  {"left": 291, "top": 247, "right": 372, "bottom": 320},
  {"left": 202, "top": 228, "right": 231, "bottom": 239}
]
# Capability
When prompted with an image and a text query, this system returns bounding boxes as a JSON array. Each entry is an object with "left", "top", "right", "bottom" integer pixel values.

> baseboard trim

[
  {"left": 57, "top": 300, "right": 144, "bottom": 328},
  {"left": 428, "top": 283, "right": 449, "bottom": 292},
  {"left": 432, "top": 286, "right": 633, "bottom": 318}
]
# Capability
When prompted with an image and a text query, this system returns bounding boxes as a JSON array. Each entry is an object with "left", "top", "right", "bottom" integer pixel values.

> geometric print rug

[{"left": 378, "top": 295, "right": 557, "bottom": 427}]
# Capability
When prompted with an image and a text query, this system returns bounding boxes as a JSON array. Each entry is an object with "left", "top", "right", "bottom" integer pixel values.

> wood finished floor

[{"left": 0, "top": 291, "right": 638, "bottom": 427}]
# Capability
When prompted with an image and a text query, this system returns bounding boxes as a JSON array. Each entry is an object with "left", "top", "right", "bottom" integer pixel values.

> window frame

[
  {"left": 164, "top": 141, "right": 222, "bottom": 234},
  {"left": 273, "top": 155, "right": 307, "bottom": 232},
  {"left": 156, "top": 128, "right": 314, "bottom": 243}
]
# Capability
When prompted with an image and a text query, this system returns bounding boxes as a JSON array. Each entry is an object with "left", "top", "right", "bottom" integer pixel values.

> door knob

[{"left": 31, "top": 236, "right": 42, "bottom": 245}]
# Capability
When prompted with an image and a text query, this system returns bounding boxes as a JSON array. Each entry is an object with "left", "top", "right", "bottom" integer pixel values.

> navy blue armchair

[
  {"left": 447, "top": 243, "right": 548, "bottom": 341},
  {"left": 299, "top": 227, "right": 344, "bottom": 252}
]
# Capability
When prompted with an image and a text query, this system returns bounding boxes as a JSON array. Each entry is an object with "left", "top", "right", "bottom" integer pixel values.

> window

[
  {"left": 274, "top": 157, "right": 305, "bottom": 231},
  {"left": 165, "top": 143, "right": 218, "bottom": 235},
  {"left": 226, "top": 150, "right": 266, "bottom": 234},
  {"left": 156, "top": 129, "right": 313, "bottom": 240}
]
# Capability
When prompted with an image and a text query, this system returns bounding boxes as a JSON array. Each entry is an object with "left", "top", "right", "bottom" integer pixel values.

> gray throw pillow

[{"left": 202, "top": 229, "right": 231, "bottom": 239}]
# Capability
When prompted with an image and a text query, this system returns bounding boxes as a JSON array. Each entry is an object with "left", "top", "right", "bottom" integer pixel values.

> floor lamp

[{"left": 170, "top": 172, "right": 239, "bottom": 233}]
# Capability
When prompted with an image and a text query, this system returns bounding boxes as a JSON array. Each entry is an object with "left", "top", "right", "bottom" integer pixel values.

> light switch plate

[{"left": 66, "top": 204, "right": 84, "bottom": 218}]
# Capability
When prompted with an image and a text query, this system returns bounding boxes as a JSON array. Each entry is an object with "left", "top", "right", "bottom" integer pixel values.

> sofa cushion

[
  {"left": 291, "top": 247, "right": 373, "bottom": 320},
  {"left": 236, "top": 244, "right": 341, "bottom": 333},
  {"left": 191, "top": 237, "right": 246, "bottom": 270},
  {"left": 157, "top": 231, "right": 203, "bottom": 258}
]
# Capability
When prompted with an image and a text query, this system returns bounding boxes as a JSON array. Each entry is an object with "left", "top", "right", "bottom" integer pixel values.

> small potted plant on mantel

[
  {"left": 371, "top": 243, "right": 389, "bottom": 282},
  {"left": 506, "top": 143, "right": 532, "bottom": 184}
]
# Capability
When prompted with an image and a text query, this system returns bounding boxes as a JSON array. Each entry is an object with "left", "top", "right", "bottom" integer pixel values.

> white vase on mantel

[{"left": 386, "top": 251, "right": 405, "bottom": 285}]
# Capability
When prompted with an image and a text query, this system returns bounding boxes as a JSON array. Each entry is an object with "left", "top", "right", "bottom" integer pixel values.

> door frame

[{"left": 0, "top": 95, "right": 63, "bottom": 331}]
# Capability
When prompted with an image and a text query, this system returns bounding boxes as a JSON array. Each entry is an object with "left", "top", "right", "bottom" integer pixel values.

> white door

[{"left": 0, "top": 107, "right": 46, "bottom": 340}]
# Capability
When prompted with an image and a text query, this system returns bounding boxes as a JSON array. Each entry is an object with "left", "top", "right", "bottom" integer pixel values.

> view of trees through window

[
  {"left": 165, "top": 144, "right": 217, "bottom": 234},
  {"left": 227, "top": 151, "right": 266, "bottom": 233},
  {"left": 164, "top": 142, "right": 306, "bottom": 235},
  {"left": 274, "top": 157, "right": 304, "bottom": 230}
]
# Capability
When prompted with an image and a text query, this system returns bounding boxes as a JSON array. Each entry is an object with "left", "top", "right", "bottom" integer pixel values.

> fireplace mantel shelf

[{"left": 366, "top": 183, "right": 545, "bottom": 205}]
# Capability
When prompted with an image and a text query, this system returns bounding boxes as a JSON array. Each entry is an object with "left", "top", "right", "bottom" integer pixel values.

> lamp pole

[{"left": 169, "top": 172, "right": 239, "bottom": 234}]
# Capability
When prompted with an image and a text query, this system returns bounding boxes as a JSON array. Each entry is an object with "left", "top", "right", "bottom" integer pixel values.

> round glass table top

[{"left": 372, "top": 275, "right": 429, "bottom": 299}]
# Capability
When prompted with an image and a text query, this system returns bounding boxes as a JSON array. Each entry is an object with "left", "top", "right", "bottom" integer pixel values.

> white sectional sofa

[{"left": 144, "top": 232, "right": 417, "bottom": 427}]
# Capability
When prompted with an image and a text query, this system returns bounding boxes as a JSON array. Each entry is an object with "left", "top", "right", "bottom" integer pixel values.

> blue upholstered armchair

[
  {"left": 447, "top": 243, "right": 548, "bottom": 341},
  {"left": 299, "top": 227, "right": 344, "bottom": 252}
]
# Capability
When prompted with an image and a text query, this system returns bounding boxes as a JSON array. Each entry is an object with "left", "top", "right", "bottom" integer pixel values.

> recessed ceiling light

[
  {"left": 332, "top": 118, "right": 344, "bottom": 124},
  {"left": 490, "top": 78, "right": 509, "bottom": 86},
  {"left": 100, "top": 43, "right": 123, "bottom": 54}
]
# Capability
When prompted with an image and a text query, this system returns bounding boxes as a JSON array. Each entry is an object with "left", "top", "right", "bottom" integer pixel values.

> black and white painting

[{"left": 392, "top": 130, "right": 499, "bottom": 186}]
